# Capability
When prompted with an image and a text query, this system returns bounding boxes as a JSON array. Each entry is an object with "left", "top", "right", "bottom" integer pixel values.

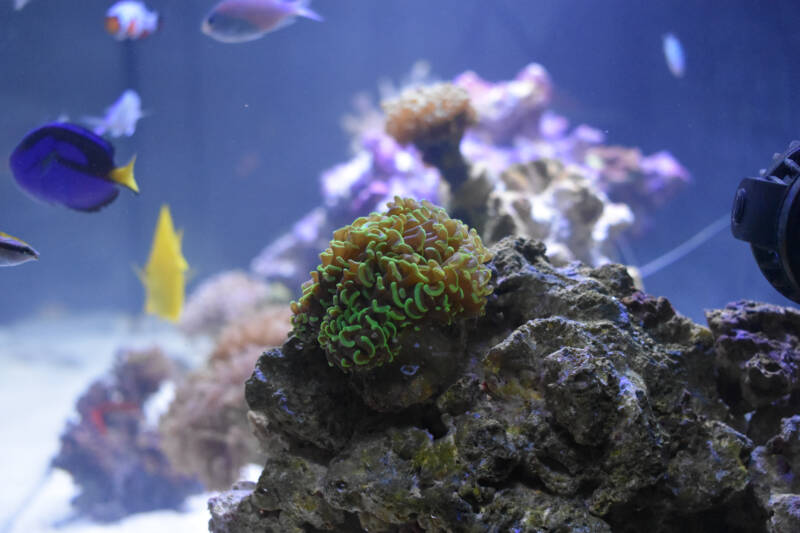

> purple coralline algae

[
  {"left": 51, "top": 347, "right": 201, "bottom": 521},
  {"left": 454, "top": 64, "right": 690, "bottom": 220},
  {"left": 707, "top": 301, "right": 800, "bottom": 417},
  {"left": 251, "top": 63, "right": 689, "bottom": 292},
  {"left": 208, "top": 237, "right": 800, "bottom": 532}
]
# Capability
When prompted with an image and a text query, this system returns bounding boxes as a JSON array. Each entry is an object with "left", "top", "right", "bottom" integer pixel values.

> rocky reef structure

[
  {"left": 483, "top": 159, "right": 633, "bottom": 266},
  {"left": 454, "top": 64, "right": 689, "bottom": 223},
  {"left": 180, "top": 270, "right": 290, "bottom": 336},
  {"left": 52, "top": 347, "right": 201, "bottom": 521},
  {"left": 160, "top": 305, "right": 292, "bottom": 490},
  {"left": 209, "top": 232, "right": 797, "bottom": 532},
  {"left": 706, "top": 301, "right": 800, "bottom": 532},
  {"left": 251, "top": 63, "right": 688, "bottom": 292}
]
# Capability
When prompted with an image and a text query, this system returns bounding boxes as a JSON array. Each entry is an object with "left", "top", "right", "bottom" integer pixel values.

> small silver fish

[
  {"left": 202, "top": 0, "right": 323, "bottom": 44},
  {"left": 0, "top": 232, "right": 39, "bottom": 267},
  {"left": 662, "top": 33, "right": 685, "bottom": 78}
]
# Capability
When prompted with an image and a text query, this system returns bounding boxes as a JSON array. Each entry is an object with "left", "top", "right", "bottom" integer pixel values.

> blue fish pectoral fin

[{"left": 109, "top": 155, "right": 139, "bottom": 193}]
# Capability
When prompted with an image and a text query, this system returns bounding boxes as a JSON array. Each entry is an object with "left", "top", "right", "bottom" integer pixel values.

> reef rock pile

[
  {"left": 52, "top": 347, "right": 201, "bottom": 521},
  {"left": 161, "top": 305, "right": 292, "bottom": 490},
  {"left": 208, "top": 235, "right": 794, "bottom": 532},
  {"left": 454, "top": 64, "right": 690, "bottom": 218},
  {"left": 483, "top": 159, "right": 633, "bottom": 266},
  {"left": 180, "top": 270, "right": 289, "bottom": 336},
  {"left": 251, "top": 63, "right": 688, "bottom": 292},
  {"left": 706, "top": 301, "right": 800, "bottom": 533}
]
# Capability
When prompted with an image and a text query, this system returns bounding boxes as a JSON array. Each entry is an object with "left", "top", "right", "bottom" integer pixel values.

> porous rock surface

[{"left": 210, "top": 238, "right": 797, "bottom": 532}]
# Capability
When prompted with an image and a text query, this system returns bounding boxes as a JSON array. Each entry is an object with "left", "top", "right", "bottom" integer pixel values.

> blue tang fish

[
  {"left": 9, "top": 122, "right": 139, "bottom": 211},
  {"left": 662, "top": 33, "right": 685, "bottom": 78}
]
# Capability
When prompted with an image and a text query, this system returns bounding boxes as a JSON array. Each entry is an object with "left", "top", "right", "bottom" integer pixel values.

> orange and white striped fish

[{"left": 105, "top": 1, "right": 160, "bottom": 41}]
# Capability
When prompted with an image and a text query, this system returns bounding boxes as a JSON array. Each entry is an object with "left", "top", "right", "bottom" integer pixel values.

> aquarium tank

[{"left": 2, "top": 1, "right": 800, "bottom": 532}]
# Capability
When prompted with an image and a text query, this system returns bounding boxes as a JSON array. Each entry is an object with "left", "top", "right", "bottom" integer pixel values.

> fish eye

[{"left": 206, "top": 14, "right": 216, "bottom": 25}]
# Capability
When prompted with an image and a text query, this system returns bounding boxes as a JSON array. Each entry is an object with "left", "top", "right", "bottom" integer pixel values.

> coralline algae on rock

[{"left": 211, "top": 238, "right": 777, "bottom": 532}]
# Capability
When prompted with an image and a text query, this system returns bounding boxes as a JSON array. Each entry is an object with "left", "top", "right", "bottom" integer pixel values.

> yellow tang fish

[{"left": 138, "top": 205, "right": 188, "bottom": 322}]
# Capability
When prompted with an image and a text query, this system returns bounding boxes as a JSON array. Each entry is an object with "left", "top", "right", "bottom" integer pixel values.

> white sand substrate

[{"left": 0, "top": 312, "right": 227, "bottom": 533}]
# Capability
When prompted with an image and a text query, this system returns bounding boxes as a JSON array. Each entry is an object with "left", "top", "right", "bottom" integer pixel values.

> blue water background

[{"left": 0, "top": 0, "right": 796, "bottom": 323}]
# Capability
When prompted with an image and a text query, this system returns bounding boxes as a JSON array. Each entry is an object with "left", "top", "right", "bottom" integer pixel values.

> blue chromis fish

[
  {"left": 138, "top": 205, "right": 188, "bottom": 322},
  {"left": 201, "top": 0, "right": 323, "bottom": 43},
  {"left": 0, "top": 232, "right": 38, "bottom": 267},
  {"left": 662, "top": 33, "right": 685, "bottom": 78},
  {"left": 9, "top": 123, "right": 138, "bottom": 212}
]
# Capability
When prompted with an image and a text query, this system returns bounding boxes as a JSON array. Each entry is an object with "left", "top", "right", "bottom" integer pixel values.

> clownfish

[{"left": 105, "top": 1, "right": 161, "bottom": 41}]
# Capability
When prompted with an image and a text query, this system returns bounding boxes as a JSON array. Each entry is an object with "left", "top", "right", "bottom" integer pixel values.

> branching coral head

[
  {"left": 382, "top": 83, "right": 477, "bottom": 189},
  {"left": 291, "top": 196, "right": 492, "bottom": 372}
]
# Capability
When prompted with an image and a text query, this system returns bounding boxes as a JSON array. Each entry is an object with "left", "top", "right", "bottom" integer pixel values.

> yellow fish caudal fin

[
  {"left": 108, "top": 155, "right": 139, "bottom": 193},
  {"left": 139, "top": 205, "right": 188, "bottom": 322}
]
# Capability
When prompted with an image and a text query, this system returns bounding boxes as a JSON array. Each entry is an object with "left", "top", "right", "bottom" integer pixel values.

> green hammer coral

[{"left": 290, "top": 197, "right": 493, "bottom": 372}]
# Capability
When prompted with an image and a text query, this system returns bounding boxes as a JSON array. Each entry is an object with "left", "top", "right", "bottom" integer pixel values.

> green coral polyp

[{"left": 290, "top": 197, "right": 493, "bottom": 372}]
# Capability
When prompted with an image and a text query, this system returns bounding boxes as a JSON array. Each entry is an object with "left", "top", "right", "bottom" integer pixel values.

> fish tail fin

[
  {"left": 295, "top": 0, "right": 323, "bottom": 21},
  {"left": 109, "top": 155, "right": 139, "bottom": 193}
]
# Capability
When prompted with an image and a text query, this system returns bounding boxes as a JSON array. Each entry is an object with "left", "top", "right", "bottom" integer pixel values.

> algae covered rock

[
  {"left": 211, "top": 237, "right": 787, "bottom": 532},
  {"left": 707, "top": 301, "right": 800, "bottom": 414}
]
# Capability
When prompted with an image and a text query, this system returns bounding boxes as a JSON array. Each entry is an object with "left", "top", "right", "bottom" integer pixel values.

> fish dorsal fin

[
  {"left": 108, "top": 155, "right": 139, "bottom": 193},
  {"left": 0, "top": 231, "right": 33, "bottom": 249},
  {"left": 294, "top": 0, "right": 323, "bottom": 22}
]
